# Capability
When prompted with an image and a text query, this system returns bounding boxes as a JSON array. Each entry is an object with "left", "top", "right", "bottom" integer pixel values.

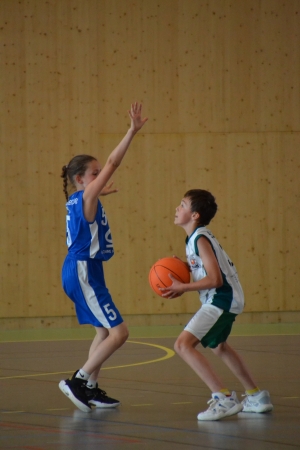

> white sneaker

[
  {"left": 241, "top": 390, "right": 273, "bottom": 413},
  {"left": 197, "top": 391, "right": 243, "bottom": 421}
]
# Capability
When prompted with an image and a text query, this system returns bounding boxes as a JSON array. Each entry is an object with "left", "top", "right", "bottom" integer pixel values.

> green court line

[{"left": 0, "top": 323, "right": 299, "bottom": 343}]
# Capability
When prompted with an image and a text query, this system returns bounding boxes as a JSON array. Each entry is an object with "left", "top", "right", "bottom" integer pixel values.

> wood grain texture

[{"left": 0, "top": 0, "right": 299, "bottom": 322}]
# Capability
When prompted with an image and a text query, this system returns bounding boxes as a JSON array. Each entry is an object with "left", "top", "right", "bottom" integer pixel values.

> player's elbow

[
  {"left": 107, "top": 156, "right": 121, "bottom": 168},
  {"left": 214, "top": 274, "right": 223, "bottom": 288}
]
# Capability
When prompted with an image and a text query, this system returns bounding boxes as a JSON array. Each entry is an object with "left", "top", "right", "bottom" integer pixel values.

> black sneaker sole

[{"left": 59, "top": 380, "right": 92, "bottom": 413}]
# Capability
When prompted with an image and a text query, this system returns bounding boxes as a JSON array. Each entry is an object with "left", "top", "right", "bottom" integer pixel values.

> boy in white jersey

[
  {"left": 160, "top": 189, "right": 273, "bottom": 421},
  {"left": 58, "top": 103, "right": 147, "bottom": 412}
]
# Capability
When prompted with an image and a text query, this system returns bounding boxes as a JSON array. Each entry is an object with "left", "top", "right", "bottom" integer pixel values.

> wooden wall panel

[
  {"left": 102, "top": 134, "right": 300, "bottom": 315},
  {"left": 0, "top": 0, "right": 299, "bottom": 323}
]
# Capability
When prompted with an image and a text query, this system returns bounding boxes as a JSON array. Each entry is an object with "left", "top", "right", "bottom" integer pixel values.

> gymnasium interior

[{"left": 1, "top": 1, "right": 299, "bottom": 448}]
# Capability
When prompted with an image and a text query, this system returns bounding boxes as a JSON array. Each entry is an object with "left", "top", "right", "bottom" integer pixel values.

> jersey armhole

[
  {"left": 194, "top": 235, "right": 215, "bottom": 256},
  {"left": 81, "top": 194, "right": 100, "bottom": 224}
]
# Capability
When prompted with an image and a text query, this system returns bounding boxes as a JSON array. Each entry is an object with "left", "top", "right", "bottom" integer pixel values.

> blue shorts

[{"left": 62, "top": 255, "right": 123, "bottom": 328}]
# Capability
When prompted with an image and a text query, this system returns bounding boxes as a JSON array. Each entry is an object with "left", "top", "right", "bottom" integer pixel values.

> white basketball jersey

[{"left": 186, "top": 227, "right": 244, "bottom": 314}]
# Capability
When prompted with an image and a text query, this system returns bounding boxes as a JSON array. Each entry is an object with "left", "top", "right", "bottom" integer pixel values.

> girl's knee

[
  {"left": 116, "top": 323, "right": 129, "bottom": 345},
  {"left": 122, "top": 327, "right": 129, "bottom": 343},
  {"left": 109, "top": 323, "right": 129, "bottom": 347}
]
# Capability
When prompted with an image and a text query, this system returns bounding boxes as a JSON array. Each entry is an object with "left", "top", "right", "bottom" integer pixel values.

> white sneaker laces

[{"left": 207, "top": 397, "right": 223, "bottom": 410}]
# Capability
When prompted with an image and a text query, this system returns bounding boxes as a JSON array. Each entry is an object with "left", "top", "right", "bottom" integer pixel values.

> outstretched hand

[
  {"left": 99, "top": 181, "right": 118, "bottom": 196},
  {"left": 128, "top": 102, "right": 148, "bottom": 133}
]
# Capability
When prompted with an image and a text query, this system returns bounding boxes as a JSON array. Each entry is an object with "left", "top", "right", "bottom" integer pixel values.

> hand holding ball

[{"left": 149, "top": 257, "right": 190, "bottom": 297}]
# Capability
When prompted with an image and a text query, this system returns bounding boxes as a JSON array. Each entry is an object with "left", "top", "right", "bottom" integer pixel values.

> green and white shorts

[{"left": 184, "top": 304, "right": 237, "bottom": 348}]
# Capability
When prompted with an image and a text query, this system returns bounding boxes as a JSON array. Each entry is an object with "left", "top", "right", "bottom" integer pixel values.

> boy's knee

[
  {"left": 175, "top": 332, "right": 200, "bottom": 355},
  {"left": 174, "top": 339, "right": 180, "bottom": 354},
  {"left": 174, "top": 337, "right": 188, "bottom": 355}
]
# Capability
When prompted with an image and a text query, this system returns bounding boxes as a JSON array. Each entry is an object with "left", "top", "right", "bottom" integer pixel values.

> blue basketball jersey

[{"left": 65, "top": 191, "right": 114, "bottom": 261}]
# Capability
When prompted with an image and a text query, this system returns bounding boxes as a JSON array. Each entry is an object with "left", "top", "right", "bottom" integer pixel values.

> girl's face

[{"left": 76, "top": 160, "right": 101, "bottom": 189}]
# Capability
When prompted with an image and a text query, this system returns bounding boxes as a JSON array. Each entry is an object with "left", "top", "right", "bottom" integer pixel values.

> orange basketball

[{"left": 149, "top": 257, "right": 190, "bottom": 297}]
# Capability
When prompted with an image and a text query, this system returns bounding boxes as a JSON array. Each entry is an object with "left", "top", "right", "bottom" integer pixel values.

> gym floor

[{"left": 0, "top": 324, "right": 299, "bottom": 449}]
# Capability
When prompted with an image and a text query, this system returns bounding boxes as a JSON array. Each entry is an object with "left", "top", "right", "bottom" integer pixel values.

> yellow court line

[
  {"left": 172, "top": 402, "right": 193, "bottom": 405},
  {"left": 0, "top": 340, "right": 175, "bottom": 381},
  {"left": 46, "top": 408, "right": 70, "bottom": 411},
  {"left": 131, "top": 404, "right": 154, "bottom": 407}
]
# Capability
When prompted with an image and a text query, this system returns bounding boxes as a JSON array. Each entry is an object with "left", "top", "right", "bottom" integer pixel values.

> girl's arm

[
  {"left": 161, "top": 237, "right": 223, "bottom": 298},
  {"left": 83, "top": 102, "right": 147, "bottom": 221}
]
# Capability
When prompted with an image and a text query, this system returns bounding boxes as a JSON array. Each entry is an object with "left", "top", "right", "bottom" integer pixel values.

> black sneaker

[
  {"left": 85, "top": 383, "right": 120, "bottom": 408},
  {"left": 59, "top": 371, "right": 92, "bottom": 413}
]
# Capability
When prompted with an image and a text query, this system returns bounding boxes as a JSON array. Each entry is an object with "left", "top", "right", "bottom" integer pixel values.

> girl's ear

[{"left": 75, "top": 174, "right": 84, "bottom": 185}]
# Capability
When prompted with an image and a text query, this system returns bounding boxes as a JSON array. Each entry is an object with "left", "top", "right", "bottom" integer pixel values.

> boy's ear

[{"left": 192, "top": 211, "right": 200, "bottom": 221}]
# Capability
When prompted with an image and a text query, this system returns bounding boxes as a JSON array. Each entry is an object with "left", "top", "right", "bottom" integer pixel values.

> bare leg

[
  {"left": 211, "top": 342, "right": 257, "bottom": 390},
  {"left": 81, "top": 322, "right": 129, "bottom": 376},
  {"left": 87, "top": 327, "right": 109, "bottom": 382},
  {"left": 174, "top": 330, "right": 226, "bottom": 392}
]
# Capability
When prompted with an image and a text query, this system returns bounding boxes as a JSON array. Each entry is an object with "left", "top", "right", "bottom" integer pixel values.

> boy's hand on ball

[{"left": 160, "top": 274, "right": 184, "bottom": 298}]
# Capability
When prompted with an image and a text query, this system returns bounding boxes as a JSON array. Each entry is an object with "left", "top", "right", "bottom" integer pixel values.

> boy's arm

[
  {"left": 193, "top": 236, "right": 223, "bottom": 289},
  {"left": 160, "top": 237, "right": 223, "bottom": 298}
]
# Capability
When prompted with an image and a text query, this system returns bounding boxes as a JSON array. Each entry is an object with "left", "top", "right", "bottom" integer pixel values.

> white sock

[
  {"left": 86, "top": 379, "right": 97, "bottom": 389},
  {"left": 76, "top": 369, "right": 90, "bottom": 380}
]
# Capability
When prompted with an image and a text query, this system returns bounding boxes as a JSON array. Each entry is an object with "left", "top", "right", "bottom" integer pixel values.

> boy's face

[{"left": 174, "top": 197, "right": 194, "bottom": 227}]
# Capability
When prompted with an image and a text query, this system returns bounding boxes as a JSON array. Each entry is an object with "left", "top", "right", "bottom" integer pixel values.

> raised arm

[{"left": 83, "top": 102, "right": 148, "bottom": 221}]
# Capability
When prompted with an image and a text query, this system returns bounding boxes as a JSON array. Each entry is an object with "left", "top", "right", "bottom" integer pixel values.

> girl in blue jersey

[
  {"left": 59, "top": 102, "right": 147, "bottom": 412},
  {"left": 160, "top": 189, "right": 273, "bottom": 421}
]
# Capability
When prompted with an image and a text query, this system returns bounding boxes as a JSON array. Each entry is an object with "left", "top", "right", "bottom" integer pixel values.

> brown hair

[
  {"left": 61, "top": 154, "right": 97, "bottom": 201},
  {"left": 184, "top": 189, "right": 218, "bottom": 226}
]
